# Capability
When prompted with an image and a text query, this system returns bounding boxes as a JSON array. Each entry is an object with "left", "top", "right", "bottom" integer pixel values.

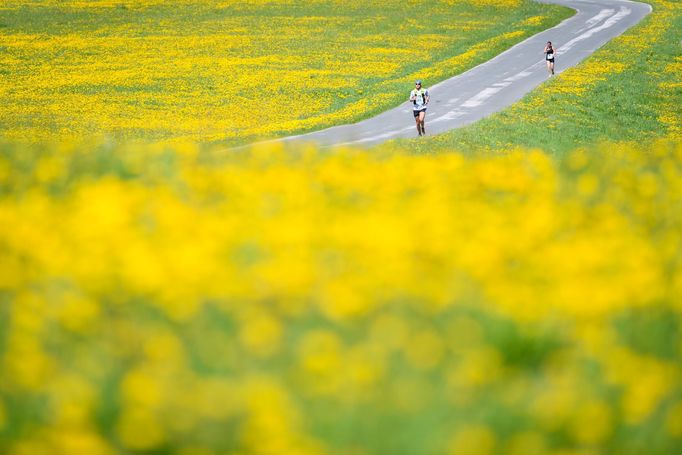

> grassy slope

[{"left": 396, "top": 0, "right": 682, "bottom": 156}]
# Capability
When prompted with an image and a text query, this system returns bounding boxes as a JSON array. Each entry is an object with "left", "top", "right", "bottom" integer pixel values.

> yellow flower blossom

[
  {"left": 448, "top": 425, "right": 497, "bottom": 455},
  {"left": 570, "top": 400, "right": 613, "bottom": 444},
  {"left": 665, "top": 402, "right": 682, "bottom": 437},
  {"left": 116, "top": 407, "right": 167, "bottom": 450},
  {"left": 506, "top": 431, "right": 547, "bottom": 455}
]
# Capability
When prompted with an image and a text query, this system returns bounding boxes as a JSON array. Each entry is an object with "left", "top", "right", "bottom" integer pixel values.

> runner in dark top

[
  {"left": 544, "top": 41, "right": 555, "bottom": 76},
  {"left": 409, "top": 80, "right": 429, "bottom": 136}
]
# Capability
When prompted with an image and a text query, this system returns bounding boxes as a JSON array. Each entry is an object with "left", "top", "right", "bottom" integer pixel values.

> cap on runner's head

[{"left": 415, "top": 80, "right": 422, "bottom": 85}]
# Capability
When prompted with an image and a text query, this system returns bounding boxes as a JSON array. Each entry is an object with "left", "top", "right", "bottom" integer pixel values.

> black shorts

[{"left": 413, "top": 108, "right": 426, "bottom": 118}]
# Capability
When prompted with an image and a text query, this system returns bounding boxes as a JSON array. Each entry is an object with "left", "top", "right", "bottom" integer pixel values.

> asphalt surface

[{"left": 275, "top": 0, "right": 651, "bottom": 148}]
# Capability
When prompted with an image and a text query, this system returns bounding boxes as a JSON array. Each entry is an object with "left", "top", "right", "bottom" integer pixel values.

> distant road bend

[{"left": 268, "top": 0, "right": 650, "bottom": 148}]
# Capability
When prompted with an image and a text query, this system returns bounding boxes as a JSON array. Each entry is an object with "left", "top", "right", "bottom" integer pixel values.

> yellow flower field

[
  {"left": 0, "top": 0, "right": 568, "bottom": 145},
  {"left": 1, "top": 1, "right": 680, "bottom": 453},
  {"left": 1, "top": 139, "right": 681, "bottom": 453}
]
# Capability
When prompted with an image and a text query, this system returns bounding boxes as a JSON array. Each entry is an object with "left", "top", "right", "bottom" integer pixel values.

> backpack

[{"left": 413, "top": 89, "right": 427, "bottom": 106}]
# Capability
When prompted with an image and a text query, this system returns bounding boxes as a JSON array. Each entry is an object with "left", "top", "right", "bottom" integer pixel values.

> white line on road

[
  {"left": 559, "top": 7, "right": 631, "bottom": 54},
  {"left": 334, "top": 126, "right": 415, "bottom": 146},
  {"left": 462, "top": 87, "right": 506, "bottom": 108},
  {"left": 504, "top": 70, "right": 533, "bottom": 82},
  {"left": 432, "top": 111, "right": 465, "bottom": 123},
  {"left": 578, "top": 8, "right": 615, "bottom": 32}
]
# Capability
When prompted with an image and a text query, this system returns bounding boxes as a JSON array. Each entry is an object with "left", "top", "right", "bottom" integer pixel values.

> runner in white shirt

[{"left": 409, "top": 80, "right": 430, "bottom": 136}]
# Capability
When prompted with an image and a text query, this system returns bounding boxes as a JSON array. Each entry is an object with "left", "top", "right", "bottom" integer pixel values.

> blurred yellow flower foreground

[{"left": 1, "top": 140, "right": 682, "bottom": 454}]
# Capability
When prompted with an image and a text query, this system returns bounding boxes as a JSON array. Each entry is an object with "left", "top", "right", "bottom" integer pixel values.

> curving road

[{"left": 273, "top": 0, "right": 650, "bottom": 148}]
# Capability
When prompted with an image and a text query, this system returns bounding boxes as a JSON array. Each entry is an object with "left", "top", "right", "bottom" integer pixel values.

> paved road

[{"left": 275, "top": 0, "right": 650, "bottom": 148}]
